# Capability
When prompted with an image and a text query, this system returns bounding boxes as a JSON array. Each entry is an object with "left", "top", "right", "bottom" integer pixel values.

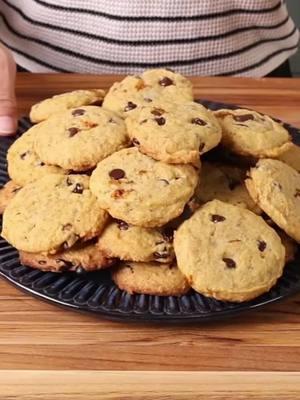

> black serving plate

[{"left": 1, "top": 100, "right": 300, "bottom": 323}]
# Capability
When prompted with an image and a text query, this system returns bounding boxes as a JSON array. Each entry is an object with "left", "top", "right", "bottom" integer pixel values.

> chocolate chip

[
  {"left": 199, "top": 143, "right": 205, "bottom": 152},
  {"left": 162, "top": 227, "right": 174, "bottom": 242},
  {"left": 233, "top": 114, "right": 254, "bottom": 123},
  {"left": 228, "top": 178, "right": 241, "bottom": 191},
  {"left": 116, "top": 220, "right": 129, "bottom": 230},
  {"left": 62, "top": 223, "right": 73, "bottom": 231},
  {"left": 38, "top": 260, "right": 46, "bottom": 265},
  {"left": 109, "top": 169, "right": 126, "bottom": 180},
  {"left": 151, "top": 108, "right": 165, "bottom": 116},
  {"left": 132, "top": 138, "right": 140, "bottom": 146},
  {"left": 72, "top": 183, "right": 84, "bottom": 194},
  {"left": 37, "top": 161, "right": 45, "bottom": 167},
  {"left": 68, "top": 127, "right": 80, "bottom": 137},
  {"left": 211, "top": 214, "right": 226, "bottom": 223},
  {"left": 20, "top": 152, "right": 27, "bottom": 160},
  {"left": 153, "top": 251, "right": 170, "bottom": 259},
  {"left": 66, "top": 177, "right": 73, "bottom": 186},
  {"left": 125, "top": 264, "right": 134, "bottom": 273},
  {"left": 295, "top": 189, "right": 300, "bottom": 198},
  {"left": 159, "top": 77, "right": 174, "bottom": 87},
  {"left": 124, "top": 101, "right": 137, "bottom": 112},
  {"left": 154, "top": 117, "right": 166, "bottom": 126},
  {"left": 191, "top": 118, "right": 207, "bottom": 126},
  {"left": 222, "top": 258, "right": 236, "bottom": 268},
  {"left": 72, "top": 109, "right": 85, "bottom": 117},
  {"left": 258, "top": 240, "right": 267, "bottom": 252},
  {"left": 140, "top": 119, "right": 148, "bottom": 124}
]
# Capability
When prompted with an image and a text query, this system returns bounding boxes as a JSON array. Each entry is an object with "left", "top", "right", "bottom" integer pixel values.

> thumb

[{"left": 0, "top": 44, "right": 17, "bottom": 136}]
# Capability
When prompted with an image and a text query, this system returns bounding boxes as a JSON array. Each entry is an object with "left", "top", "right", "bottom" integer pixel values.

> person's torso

[{"left": 0, "top": 0, "right": 299, "bottom": 76}]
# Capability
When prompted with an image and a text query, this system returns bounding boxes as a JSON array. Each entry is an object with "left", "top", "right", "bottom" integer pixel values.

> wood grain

[
  {"left": 1, "top": 371, "right": 300, "bottom": 400},
  {"left": 1, "top": 74, "right": 300, "bottom": 373}
]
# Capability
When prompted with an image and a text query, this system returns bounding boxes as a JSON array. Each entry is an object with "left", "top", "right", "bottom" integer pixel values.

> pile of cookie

[{"left": 1, "top": 68, "right": 300, "bottom": 302}]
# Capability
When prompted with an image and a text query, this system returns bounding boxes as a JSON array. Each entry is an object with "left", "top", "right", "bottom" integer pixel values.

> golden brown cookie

[
  {"left": 90, "top": 147, "right": 199, "bottom": 227},
  {"left": 30, "top": 89, "right": 106, "bottom": 123},
  {"left": 19, "top": 242, "right": 114, "bottom": 273},
  {"left": 174, "top": 200, "right": 285, "bottom": 302},
  {"left": 2, "top": 174, "right": 108, "bottom": 254},
  {"left": 7, "top": 127, "right": 67, "bottom": 186},
  {"left": 126, "top": 102, "right": 221, "bottom": 165},
  {"left": 246, "top": 159, "right": 300, "bottom": 243},
  {"left": 98, "top": 220, "right": 174, "bottom": 263},
  {"left": 34, "top": 106, "right": 129, "bottom": 171},
  {"left": 103, "top": 69, "right": 193, "bottom": 116},
  {"left": 195, "top": 162, "right": 261, "bottom": 214},
  {"left": 215, "top": 108, "right": 292, "bottom": 158},
  {"left": 112, "top": 261, "right": 190, "bottom": 296}
]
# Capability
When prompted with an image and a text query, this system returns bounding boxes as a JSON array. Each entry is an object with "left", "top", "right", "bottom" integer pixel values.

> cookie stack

[{"left": 1, "top": 68, "right": 299, "bottom": 302}]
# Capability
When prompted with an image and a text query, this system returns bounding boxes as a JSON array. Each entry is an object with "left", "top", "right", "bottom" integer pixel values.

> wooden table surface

[{"left": 1, "top": 74, "right": 300, "bottom": 399}]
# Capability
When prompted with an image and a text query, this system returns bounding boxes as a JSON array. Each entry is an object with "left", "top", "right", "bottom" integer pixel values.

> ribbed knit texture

[{"left": 0, "top": 0, "right": 299, "bottom": 76}]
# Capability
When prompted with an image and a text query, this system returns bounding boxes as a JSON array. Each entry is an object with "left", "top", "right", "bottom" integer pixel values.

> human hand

[{"left": 0, "top": 43, "right": 17, "bottom": 135}]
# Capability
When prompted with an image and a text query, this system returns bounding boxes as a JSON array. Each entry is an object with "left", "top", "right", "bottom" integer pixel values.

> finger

[{"left": 0, "top": 44, "right": 17, "bottom": 136}]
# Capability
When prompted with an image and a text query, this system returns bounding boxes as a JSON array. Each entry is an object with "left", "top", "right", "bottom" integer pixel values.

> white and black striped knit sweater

[{"left": 0, "top": 0, "right": 299, "bottom": 76}]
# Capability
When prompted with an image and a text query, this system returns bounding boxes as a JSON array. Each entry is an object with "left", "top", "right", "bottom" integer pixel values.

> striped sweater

[{"left": 0, "top": 0, "right": 299, "bottom": 76}]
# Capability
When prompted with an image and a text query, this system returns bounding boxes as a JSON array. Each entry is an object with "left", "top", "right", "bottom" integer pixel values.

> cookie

[
  {"left": 174, "top": 200, "right": 285, "bottom": 302},
  {"left": 215, "top": 109, "right": 292, "bottom": 158},
  {"left": 98, "top": 220, "right": 174, "bottom": 263},
  {"left": 112, "top": 261, "right": 190, "bottom": 296},
  {"left": 126, "top": 102, "right": 221, "bottom": 165},
  {"left": 0, "top": 181, "right": 21, "bottom": 214},
  {"left": 2, "top": 174, "right": 108, "bottom": 254},
  {"left": 90, "top": 147, "right": 199, "bottom": 227},
  {"left": 34, "top": 106, "right": 129, "bottom": 171},
  {"left": 246, "top": 159, "right": 300, "bottom": 243},
  {"left": 195, "top": 162, "right": 261, "bottom": 214},
  {"left": 19, "top": 242, "right": 114, "bottom": 273},
  {"left": 30, "top": 89, "right": 106, "bottom": 123},
  {"left": 277, "top": 144, "right": 300, "bottom": 173},
  {"left": 103, "top": 69, "right": 193, "bottom": 116},
  {"left": 7, "top": 127, "right": 67, "bottom": 186}
]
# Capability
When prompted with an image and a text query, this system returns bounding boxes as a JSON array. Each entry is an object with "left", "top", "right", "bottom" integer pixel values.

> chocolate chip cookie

[
  {"left": 246, "top": 159, "right": 300, "bottom": 243},
  {"left": 90, "top": 147, "right": 199, "bottom": 227},
  {"left": 174, "top": 200, "right": 285, "bottom": 302},
  {"left": 195, "top": 162, "right": 261, "bottom": 214},
  {"left": 112, "top": 261, "right": 190, "bottom": 296},
  {"left": 34, "top": 106, "right": 129, "bottom": 171},
  {"left": 215, "top": 108, "right": 292, "bottom": 158},
  {"left": 30, "top": 89, "right": 106, "bottom": 123},
  {"left": 126, "top": 102, "right": 221, "bottom": 166},
  {"left": 98, "top": 220, "right": 174, "bottom": 262},
  {"left": 7, "top": 127, "right": 67, "bottom": 186},
  {"left": 19, "top": 242, "right": 114, "bottom": 273},
  {"left": 2, "top": 174, "right": 108, "bottom": 254},
  {"left": 103, "top": 68, "right": 193, "bottom": 116}
]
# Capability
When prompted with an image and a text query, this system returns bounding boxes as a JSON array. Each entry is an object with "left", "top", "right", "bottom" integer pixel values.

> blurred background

[{"left": 287, "top": 0, "right": 300, "bottom": 76}]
